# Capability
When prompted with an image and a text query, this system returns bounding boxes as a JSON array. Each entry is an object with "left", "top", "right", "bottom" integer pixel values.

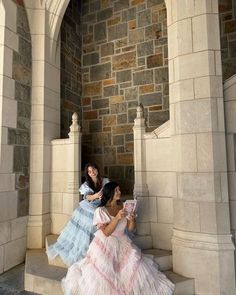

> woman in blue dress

[{"left": 47, "top": 162, "right": 109, "bottom": 266}]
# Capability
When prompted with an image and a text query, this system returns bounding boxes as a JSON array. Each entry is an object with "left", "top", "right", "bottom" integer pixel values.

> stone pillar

[
  {"left": 133, "top": 105, "right": 150, "bottom": 238},
  {"left": 168, "top": 1, "right": 236, "bottom": 294},
  {"left": 63, "top": 113, "right": 81, "bottom": 214},
  {"left": 25, "top": 1, "right": 61, "bottom": 248}
]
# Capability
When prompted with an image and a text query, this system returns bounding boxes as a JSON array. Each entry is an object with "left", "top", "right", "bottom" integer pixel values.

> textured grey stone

[
  {"left": 89, "top": 120, "right": 102, "bottom": 132},
  {"left": 155, "top": 67, "right": 169, "bottom": 83},
  {"left": 128, "top": 108, "right": 137, "bottom": 123},
  {"left": 111, "top": 102, "right": 127, "bottom": 114},
  {"left": 104, "top": 147, "right": 116, "bottom": 164},
  {"left": 17, "top": 188, "right": 29, "bottom": 217},
  {"left": 90, "top": 0, "right": 100, "bottom": 12},
  {"left": 101, "top": 42, "right": 114, "bottom": 57},
  {"left": 83, "top": 13, "right": 97, "bottom": 23},
  {"left": 18, "top": 102, "right": 31, "bottom": 118},
  {"left": 129, "top": 28, "right": 145, "bottom": 44},
  {"left": 163, "top": 95, "right": 169, "bottom": 110},
  {"left": 8, "top": 129, "right": 30, "bottom": 146},
  {"left": 104, "top": 85, "right": 119, "bottom": 97},
  {"left": 149, "top": 110, "right": 169, "bottom": 127},
  {"left": 83, "top": 52, "right": 99, "bottom": 66},
  {"left": 14, "top": 146, "right": 29, "bottom": 172},
  {"left": 122, "top": 7, "right": 136, "bottom": 21},
  {"left": 108, "top": 23, "right": 128, "bottom": 42},
  {"left": 140, "top": 92, "right": 162, "bottom": 106},
  {"left": 138, "top": 57, "right": 146, "bottom": 66},
  {"left": 125, "top": 166, "right": 134, "bottom": 179},
  {"left": 145, "top": 23, "right": 162, "bottom": 40},
  {"left": 65, "top": 89, "right": 80, "bottom": 104},
  {"left": 120, "top": 82, "right": 132, "bottom": 89},
  {"left": 133, "top": 70, "right": 153, "bottom": 85},
  {"left": 90, "top": 63, "right": 111, "bottom": 81},
  {"left": 128, "top": 101, "right": 138, "bottom": 108},
  {"left": 116, "top": 70, "right": 131, "bottom": 83},
  {"left": 114, "top": 0, "right": 129, "bottom": 12},
  {"left": 98, "top": 8, "right": 113, "bottom": 21},
  {"left": 94, "top": 22, "right": 107, "bottom": 41},
  {"left": 138, "top": 9, "right": 152, "bottom": 27},
  {"left": 137, "top": 41, "right": 154, "bottom": 57},
  {"left": 109, "top": 166, "right": 125, "bottom": 179},
  {"left": 125, "top": 133, "right": 134, "bottom": 142},
  {"left": 147, "top": 0, "right": 164, "bottom": 7},
  {"left": 117, "top": 114, "right": 127, "bottom": 124},
  {"left": 92, "top": 98, "right": 109, "bottom": 109},
  {"left": 99, "top": 109, "right": 110, "bottom": 115},
  {"left": 113, "top": 135, "right": 124, "bottom": 145},
  {"left": 125, "top": 87, "right": 138, "bottom": 101}
]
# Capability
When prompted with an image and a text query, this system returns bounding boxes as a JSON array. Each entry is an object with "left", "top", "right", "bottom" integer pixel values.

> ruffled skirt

[
  {"left": 47, "top": 200, "right": 101, "bottom": 266},
  {"left": 62, "top": 230, "right": 175, "bottom": 295}
]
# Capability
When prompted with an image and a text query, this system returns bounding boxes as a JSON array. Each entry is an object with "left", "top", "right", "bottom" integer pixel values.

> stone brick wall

[
  {"left": 8, "top": 0, "right": 31, "bottom": 217},
  {"left": 80, "top": 0, "right": 168, "bottom": 194},
  {"left": 61, "top": 0, "right": 82, "bottom": 138},
  {"left": 220, "top": 0, "right": 236, "bottom": 81}
]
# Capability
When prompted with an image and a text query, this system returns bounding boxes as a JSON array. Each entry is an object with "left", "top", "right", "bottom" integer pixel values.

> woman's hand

[
  {"left": 128, "top": 212, "right": 136, "bottom": 222},
  {"left": 115, "top": 209, "right": 126, "bottom": 220}
]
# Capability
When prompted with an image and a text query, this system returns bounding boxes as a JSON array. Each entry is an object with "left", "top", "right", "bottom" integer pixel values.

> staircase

[{"left": 25, "top": 234, "right": 195, "bottom": 295}]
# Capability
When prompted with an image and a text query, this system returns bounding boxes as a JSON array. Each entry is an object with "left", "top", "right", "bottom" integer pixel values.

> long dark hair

[
  {"left": 84, "top": 162, "right": 102, "bottom": 192},
  {"left": 100, "top": 181, "right": 119, "bottom": 207}
]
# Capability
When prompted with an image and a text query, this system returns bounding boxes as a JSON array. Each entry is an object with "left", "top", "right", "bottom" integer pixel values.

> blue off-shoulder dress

[{"left": 47, "top": 178, "right": 109, "bottom": 266}]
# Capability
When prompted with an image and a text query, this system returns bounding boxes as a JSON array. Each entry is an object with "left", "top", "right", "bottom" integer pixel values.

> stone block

[
  {"left": 111, "top": 102, "right": 126, "bottom": 114},
  {"left": 0, "top": 75, "right": 15, "bottom": 100},
  {"left": 133, "top": 69, "right": 153, "bottom": 85},
  {"left": 193, "top": 14, "right": 220, "bottom": 52},
  {"left": 104, "top": 84, "right": 118, "bottom": 97},
  {"left": 50, "top": 193, "right": 63, "bottom": 214},
  {"left": 116, "top": 70, "right": 131, "bottom": 83},
  {"left": 0, "top": 45, "right": 12, "bottom": 77},
  {"left": 135, "top": 222, "right": 150, "bottom": 236},
  {"left": 125, "top": 87, "right": 138, "bottom": 100},
  {"left": 110, "top": 95, "right": 124, "bottom": 104},
  {"left": 196, "top": 132, "right": 227, "bottom": 172},
  {"left": 0, "top": 246, "right": 3, "bottom": 274},
  {"left": 137, "top": 40, "right": 153, "bottom": 57},
  {"left": 147, "top": 54, "right": 163, "bottom": 68},
  {"left": 112, "top": 51, "right": 136, "bottom": 70},
  {"left": 17, "top": 188, "right": 29, "bottom": 217},
  {"left": 101, "top": 42, "right": 114, "bottom": 57},
  {"left": 83, "top": 52, "right": 99, "bottom": 66},
  {"left": 1, "top": 97, "right": 17, "bottom": 128},
  {"left": 103, "top": 115, "right": 116, "bottom": 126},
  {"left": 4, "top": 237, "right": 26, "bottom": 271},
  {"left": 94, "top": 22, "right": 107, "bottom": 41},
  {"left": 108, "top": 16, "right": 121, "bottom": 26},
  {"left": 138, "top": 9, "right": 151, "bottom": 27},
  {"left": 172, "top": 134, "right": 197, "bottom": 172},
  {"left": 104, "top": 146, "right": 116, "bottom": 164},
  {"left": 98, "top": 7, "right": 113, "bottom": 21},
  {"left": 83, "top": 81, "right": 102, "bottom": 96},
  {"left": 128, "top": 108, "right": 136, "bottom": 123},
  {"left": 174, "top": 51, "right": 215, "bottom": 81},
  {"left": 0, "top": 221, "right": 11, "bottom": 244},
  {"left": 92, "top": 98, "right": 109, "bottom": 109},
  {"left": 151, "top": 222, "right": 172, "bottom": 250},
  {"left": 194, "top": 76, "right": 223, "bottom": 99},
  {"left": 108, "top": 23, "right": 128, "bottom": 41},
  {"left": 89, "top": 120, "right": 102, "bottom": 132},
  {"left": 112, "top": 124, "right": 133, "bottom": 134},
  {"left": 117, "top": 113, "right": 127, "bottom": 124},
  {"left": 149, "top": 196, "right": 157, "bottom": 222},
  {"left": 129, "top": 28, "right": 145, "bottom": 44},
  {"left": 51, "top": 213, "right": 70, "bottom": 235},
  {"left": 174, "top": 199, "right": 200, "bottom": 232},
  {"left": 113, "top": 134, "right": 124, "bottom": 145},
  {"left": 149, "top": 110, "right": 169, "bottom": 127},
  {"left": 0, "top": 144, "right": 13, "bottom": 173},
  {"left": 157, "top": 197, "right": 173, "bottom": 224},
  {"left": 11, "top": 216, "right": 27, "bottom": 240},
  {"left": 200, "top": 202, "right": 230, "bottom": 234},
  {"left": 117, "top": 153, "right": 133, "bottom": 164},
  {"left": 0, "top": 174, "right": 15, "bottom": 192},
  {"left": 140, "top": 92, "right": 162, "bottom": 106},
  {"left": 177, "top": 172, "right": 222, "bottom": 202},
  {"left": 114, "top": 0, "right": 129, "bottom": 12},
  {"left": 155, "top": 67, "right": 168, "bottom": 84},
  {"left": 51, "top": 172, "right": 67, "bottom": 193},
  {"left": 90, "top": 63, "right": 111, "bottom": 81},
  {"left": 122, "top": 7, "right": 136, "bottom": 21},
  {"left": 145, "top": 23, "right": 161, "bottom": 40},
  {"left": 139, "top": 84, "right": 154, "bottom": 94}
]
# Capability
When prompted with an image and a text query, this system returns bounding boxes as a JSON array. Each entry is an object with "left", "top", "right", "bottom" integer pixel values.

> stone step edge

[{"left": 25, "top": 250, "right": 194, "bottom": 295}]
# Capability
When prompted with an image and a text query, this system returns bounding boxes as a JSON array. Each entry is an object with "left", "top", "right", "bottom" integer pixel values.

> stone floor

[{"left": 0, "top": 264, "right": 38, "bottom": 295}]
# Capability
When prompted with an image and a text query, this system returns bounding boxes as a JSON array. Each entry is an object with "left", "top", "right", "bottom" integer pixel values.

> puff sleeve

[{"left": 93, "top": 207, "right": 111, "bottom": 229}]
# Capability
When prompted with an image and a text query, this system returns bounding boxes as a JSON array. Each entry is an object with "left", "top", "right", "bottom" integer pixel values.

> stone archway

[{"left": 24, "top": 0, "right": 236, "bottom": 293}]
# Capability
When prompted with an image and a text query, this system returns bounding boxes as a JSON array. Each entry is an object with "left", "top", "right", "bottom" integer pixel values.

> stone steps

[
  {"left": 25, "top": 250, "right": 194, "bottom": 295},
  {"left": 46, "top": 234, "right": 153, "bottom": 268}
]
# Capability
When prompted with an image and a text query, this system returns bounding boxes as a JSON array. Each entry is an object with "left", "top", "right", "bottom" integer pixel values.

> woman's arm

[
  {"left": 127, "top": 213, "right": 136, "bottom": 232},
  {"left": 86, "top": 190, "right": 102, "bottom": 201},
  {"left": 100, "top": 209, "right": 126, "bottom": 237}
]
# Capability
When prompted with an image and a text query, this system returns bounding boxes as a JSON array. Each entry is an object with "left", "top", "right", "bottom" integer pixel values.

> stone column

[
  {"left": 63, "top": 113, "right": 81, "bottom": 215},
  {"left": 168, "top": 1, "right": 236, "bottom": 294},
  {"left": 133, "top": 105, "right": 151, "bottom": 241},
  {"left": 25, "top": 1, "right": 61, "bottom": 248}
]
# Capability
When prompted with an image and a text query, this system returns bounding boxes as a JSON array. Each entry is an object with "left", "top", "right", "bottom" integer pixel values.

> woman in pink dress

[{"left": 62, "top": 181, "right": 175, "bottom": 295}]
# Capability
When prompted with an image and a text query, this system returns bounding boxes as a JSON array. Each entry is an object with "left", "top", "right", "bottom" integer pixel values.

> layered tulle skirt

[
  {"left": 62, "top": 229, "right": 174, "bottom": 295},
  {"left": 47, "top": 200, "right": 101, "bottom": 266}
]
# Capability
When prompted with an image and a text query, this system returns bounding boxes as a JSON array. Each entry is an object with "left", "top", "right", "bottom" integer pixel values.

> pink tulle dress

[{"left": 62, "top": 207, "right": 175, "bottom": 295}]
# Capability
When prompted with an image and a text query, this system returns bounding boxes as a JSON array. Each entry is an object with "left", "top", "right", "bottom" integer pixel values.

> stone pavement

[{"left": 0, "top": 264, "right": 38, "bottom": 295}]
